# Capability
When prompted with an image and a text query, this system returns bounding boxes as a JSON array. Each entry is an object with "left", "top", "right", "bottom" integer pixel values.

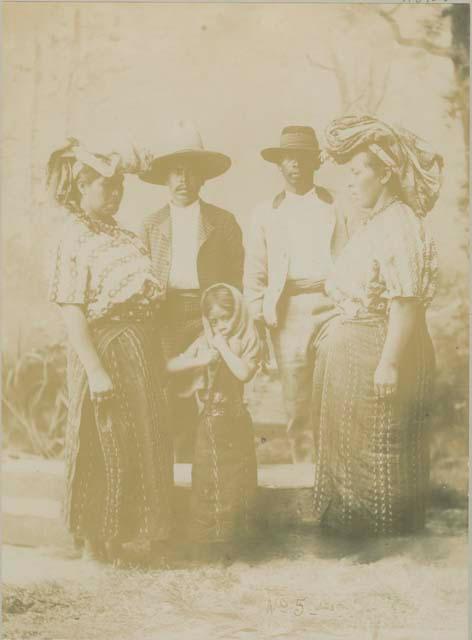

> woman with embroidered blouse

[
  {"left": 312, "top": 116, "right": 442, "bottom": 536},
  {"left": 47, "top": 139, "right": 173, "bottom": 564}
]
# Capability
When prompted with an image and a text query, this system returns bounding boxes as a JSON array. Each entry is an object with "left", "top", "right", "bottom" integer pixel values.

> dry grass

[
  {"left": 2, "top": 344, "right": 67, "bottom": 458},
  {"left": 3, "top": 511, "right": 468, "bottom": 640}
]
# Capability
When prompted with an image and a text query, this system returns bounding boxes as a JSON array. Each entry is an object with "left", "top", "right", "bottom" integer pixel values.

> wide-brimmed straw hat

[
  {"left": 139, "top": 120, "right": 231, "bottom": 185},
  {"left": 261, "top": 126, "right": 321, "bottom": 164}
]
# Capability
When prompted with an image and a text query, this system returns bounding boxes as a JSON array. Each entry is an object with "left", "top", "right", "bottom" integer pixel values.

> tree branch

[
  {"left": 306, "top": 53, "right": 335, "bottom": 73},
  {"left": 378, "top": 9, "right": 455, "bottom": 60},
  {"left": 344, "top": 89, "right": 369, "bottom": 114},
  {"left": 371, "top": 61, "right": 392, "bottom": 114},
  {"left": 383, "top": 6, "right": 401, "bottom": 18}
]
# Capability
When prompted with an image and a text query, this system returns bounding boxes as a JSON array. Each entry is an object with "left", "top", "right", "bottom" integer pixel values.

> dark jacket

[{"left": 142, "top": 200, "right": 244, "bottom": 295}]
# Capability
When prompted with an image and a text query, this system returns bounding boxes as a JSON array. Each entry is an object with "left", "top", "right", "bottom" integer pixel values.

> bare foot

[
  {"left": 104, "top": 538, "right": 123, "bottom": 566},
  {"left": 82, "top": 538, "right": 107, "bottom": 563}
]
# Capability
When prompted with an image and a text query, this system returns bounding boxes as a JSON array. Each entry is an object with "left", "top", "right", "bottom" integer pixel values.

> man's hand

[{"left": 255, "top": 319, "right": 271, "bottom": 372}]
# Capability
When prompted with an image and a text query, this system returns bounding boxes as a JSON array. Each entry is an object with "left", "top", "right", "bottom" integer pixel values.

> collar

[
  {"left": 272, "top": 185, "right": 333, "bottom": 209},
  {"left": 69, "top": 205, "right": 123, "bottom": 236},
  {"left": 362, "top": 196, "right": 400, "bottom": 226},
  {"left": 284, "top": 187, "right": 316, "bottom": 203},
  {"left": 169, "top": 198, "right": 201, "bottom": 218}
]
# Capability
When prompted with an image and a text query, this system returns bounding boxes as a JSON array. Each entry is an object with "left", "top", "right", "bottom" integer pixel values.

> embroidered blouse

[
  {"left": 325, "top": 200, "right": 438, "bottom": 318},
  {"left": 48, "top": 209, "right": 162, "bottom": 322}
]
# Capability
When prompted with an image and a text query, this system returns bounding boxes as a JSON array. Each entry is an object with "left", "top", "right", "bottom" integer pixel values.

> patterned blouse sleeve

[
  {"left": 48, "top": 228, "right": 90, "bottom": 306},
  {"left": 377, "top": 206, "right": 438, "bottom": 304}
]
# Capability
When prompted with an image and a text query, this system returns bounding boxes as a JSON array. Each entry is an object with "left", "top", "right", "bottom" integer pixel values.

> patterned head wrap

[
  {"left": 324, "top": 115, "right": 444, "bottom": 217},
  {"left": 46, "top": 137, "right": 152, "bottom": 209}
]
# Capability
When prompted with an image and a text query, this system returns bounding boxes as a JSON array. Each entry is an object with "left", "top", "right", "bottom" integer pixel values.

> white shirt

[
  {"left": 282, "top": 188, "right": 334, "bottom": 281},
  {"left": 168, "top": 199, "right": 200, "bottom": 289}
]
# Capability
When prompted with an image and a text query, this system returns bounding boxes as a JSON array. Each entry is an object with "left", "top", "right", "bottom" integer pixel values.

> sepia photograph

[{"left": 2, "top": 1, "right": 469, "bottom": 639}]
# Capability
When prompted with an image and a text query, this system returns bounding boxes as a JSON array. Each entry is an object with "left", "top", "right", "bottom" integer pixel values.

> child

[{"left": 167, "top": 283, "right": 261, "bottom": 561}]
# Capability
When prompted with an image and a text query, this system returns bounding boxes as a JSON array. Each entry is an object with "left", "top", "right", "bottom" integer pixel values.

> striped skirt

[
  {"left": 63, "top": 319, "right": 173, "bottom": 545},
  {"left": 312, "top": 314, "right": 435, "bottom": 536},
  {"left": 190, "top": 401, "right": 258, "bottom": 544}
]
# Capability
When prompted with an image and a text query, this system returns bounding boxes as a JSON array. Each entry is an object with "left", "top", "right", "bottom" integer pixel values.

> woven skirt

[
  {"left": 190, "top": 403, "right": 258, "bottom": 543},
  {"left": 63, "top": 319, "right": 173, "bottom": 544},
  {"left": 312, "top": 314, "right": 435, "bottom": 536}
]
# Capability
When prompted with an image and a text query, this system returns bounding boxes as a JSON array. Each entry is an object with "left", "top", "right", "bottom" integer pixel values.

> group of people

[{"left": 47, "top": 114, "right": 442, "bottom": 566}]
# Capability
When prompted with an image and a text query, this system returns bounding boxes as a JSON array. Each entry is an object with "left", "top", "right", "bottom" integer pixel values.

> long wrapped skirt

[
  {"left": 63, "top": 319, "right": 173, "bottom": 544},
  {"left": 190, "top": 402, "right": 258, "bottom": 543},
  {"left": 312, "top": 314, "right": 435, "bottom": 536}
]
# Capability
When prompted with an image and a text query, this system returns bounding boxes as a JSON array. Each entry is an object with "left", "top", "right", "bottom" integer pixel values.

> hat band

[
  {"left": 279, "top": 142, "right": 319, "bottom": 150},
  {"left": 279, "top": 132, "right": 319, "bottom": 150},
  {"left": 164, "top": 147, "right": 206, "bottom": 154}
]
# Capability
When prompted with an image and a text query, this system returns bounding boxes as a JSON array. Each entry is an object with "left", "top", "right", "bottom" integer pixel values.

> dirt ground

[{"left": 3, "top": 507, "right": 468, "bottom": 640}]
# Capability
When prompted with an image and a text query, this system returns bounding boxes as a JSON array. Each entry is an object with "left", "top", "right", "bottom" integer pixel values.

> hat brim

[
  {"left": 138, "top": 150, "right": 231, "bottom": 185},
  {"left": 261, "top": 147, "right": 321, "bottom": 164}
]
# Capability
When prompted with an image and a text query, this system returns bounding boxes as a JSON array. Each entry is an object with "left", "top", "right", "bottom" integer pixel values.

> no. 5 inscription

[{"left": 266, "top": 596, "right": 334, "bottom": 617}]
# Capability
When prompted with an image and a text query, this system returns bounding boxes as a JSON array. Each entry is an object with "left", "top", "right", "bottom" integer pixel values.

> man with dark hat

[
  {"left": 140, "top": 120, "right": 244, "bottom": 462},
  {"left": 244, "top": 125, "right": 348, "bottom": 462}
]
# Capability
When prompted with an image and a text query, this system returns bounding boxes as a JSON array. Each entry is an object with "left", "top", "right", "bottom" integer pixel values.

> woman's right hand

[
  {"left": 373, "top": 360, "right": 399, "bottom": 399},
  {"left": 88, "top": 366, "right": 114, "bottom": 401}
]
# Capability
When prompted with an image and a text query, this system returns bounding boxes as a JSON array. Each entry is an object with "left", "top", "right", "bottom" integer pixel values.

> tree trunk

[
  {"left": 30, "top": 34, "right": 41, "bottom": 210},
  {"left": 65, "top": 8, "right": 82, "bottom": 131},
  {"left": 448, "top": 5, "right": 469, "bottom": 159}
]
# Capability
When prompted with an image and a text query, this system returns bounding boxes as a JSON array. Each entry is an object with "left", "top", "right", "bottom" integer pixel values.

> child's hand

[
  {"left": 212, "top": 331, "right": 228, "bottom": 353},
  {"left": 199, "top": 349, "right": 219, "bottom": 366}
]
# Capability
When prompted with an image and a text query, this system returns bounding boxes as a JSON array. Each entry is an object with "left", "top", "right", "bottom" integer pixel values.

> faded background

[
  {"left": 2, "top": 3, "right": 469, "bottom": 639},
  {"left": 3, "top": 1, "right": 468, "bottom": 466}
]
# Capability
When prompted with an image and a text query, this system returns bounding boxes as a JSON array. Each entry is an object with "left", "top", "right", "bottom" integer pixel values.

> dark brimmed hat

[
  {"left": 261, "top": 126, "right": 321, "bottom": 164},
  {"left": 139, "top": 120, "right": 231, "bottom": 185}
]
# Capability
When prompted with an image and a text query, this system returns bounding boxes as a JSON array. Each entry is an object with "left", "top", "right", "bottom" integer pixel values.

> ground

[
  {"left": 3, "top": 507, "right": 468, "bottom": 640},
  {"left": 3, "top": 372, "right": 469, "bottom": 640}
]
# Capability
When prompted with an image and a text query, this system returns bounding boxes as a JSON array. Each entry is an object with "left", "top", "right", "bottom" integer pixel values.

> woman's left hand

[{"left": 374, "top": 361, "right": 399, "bottom": 398}]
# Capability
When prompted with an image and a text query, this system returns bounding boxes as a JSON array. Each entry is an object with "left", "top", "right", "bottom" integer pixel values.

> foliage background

[{"left": 2, "top": 3, "right": 468, "bottom": 479}]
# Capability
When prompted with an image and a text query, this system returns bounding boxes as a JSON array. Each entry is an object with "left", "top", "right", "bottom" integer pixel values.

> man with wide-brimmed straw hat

[
  {"left": 139, "top": 120, "right": 244, "bottom": 462},
  {"left": 244, "top": 125, "right": 348, "bottom": 463}
]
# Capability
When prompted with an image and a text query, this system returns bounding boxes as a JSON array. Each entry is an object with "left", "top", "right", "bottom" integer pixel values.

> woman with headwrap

[
  {"left": 312, "top": 116, "right": 442, "bottom": 536},
  {"left": 167, "top": 283, "right": 261, "bottom": 561},
  {"left": 47, "top": 138, "right": 173, "bottom": 564}
]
